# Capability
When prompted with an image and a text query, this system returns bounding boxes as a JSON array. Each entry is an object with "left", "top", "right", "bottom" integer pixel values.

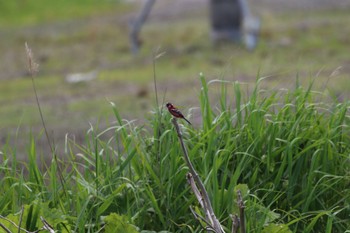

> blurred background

[{"left": 0, "top": 0, "right": 349, "bottom": 158}]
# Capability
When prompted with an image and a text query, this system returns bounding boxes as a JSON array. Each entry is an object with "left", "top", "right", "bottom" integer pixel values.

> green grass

[
  {"left": 0, "top": 0, "right": 125, "bottom": 27},
  {"left": 1, "top": 76, "right": 349, "bottom": 232},
  {"left": 1, "top": 4, "right": 350, "bottom": 232}
]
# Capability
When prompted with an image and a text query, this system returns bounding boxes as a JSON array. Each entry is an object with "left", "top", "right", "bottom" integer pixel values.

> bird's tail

[{"left": 184, "top": 117, "right": 192, "bottom": 125}]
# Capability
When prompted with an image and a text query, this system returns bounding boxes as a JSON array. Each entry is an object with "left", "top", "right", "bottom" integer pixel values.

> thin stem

[
  {"left": 17, "top": 206, "right": 24, "bottom": 233},
  {"left": 0, "top": 223, "right": 12, "bottom": 233},
  {"left": 25, "top": 42, "right": 67, "bottom": 197}
]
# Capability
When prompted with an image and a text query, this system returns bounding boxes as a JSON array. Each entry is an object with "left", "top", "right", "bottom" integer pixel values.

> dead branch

[
  {"left": 0, "top": 214, "right": 56, "bottom": 233},
  {"left": 230, "top": 214, "right": 239, "bottom": 233},
  {"left": 40, "top": 217, "right": 55, "bottom": 233},
  {"left": 0, "top": 223, "right": 12, "bottom": 233},
  {"left": 237, "top": 190, "right": 246, "bottom": 233},
  {"left": 190, "top": 205, "right": 215, "bottom": 232},
  {"left": 172, "top": 118, "right": 224, "bottom": 233}
]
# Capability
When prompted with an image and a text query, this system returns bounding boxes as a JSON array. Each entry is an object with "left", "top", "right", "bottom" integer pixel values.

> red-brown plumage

[{"left": 166, "top": 102, "right": 192, "bottom": 125}]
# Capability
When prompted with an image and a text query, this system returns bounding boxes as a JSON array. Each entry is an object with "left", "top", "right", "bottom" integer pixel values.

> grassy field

[
  {"left": 1, "top": 77, "right": 349, "bottom": 232},
  {"left": 0, "top": 1, "right": 350, "bottom": 232},
  {"left": 0, "top": 0, "right": 126, "bottom": 27}
]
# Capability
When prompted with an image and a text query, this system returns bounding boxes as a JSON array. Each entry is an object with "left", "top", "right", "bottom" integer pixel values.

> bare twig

[
  {"left": 237, "top": 190, "right": 246, "bottom": 233},
  {"left": 190, "top": 205, "right": 215, "bottom": 231},
  {"left": 0, "top": 214, "right": 56, "bottom": 233},
  {"left": 0, "top": 215, "right": 32, "bottom": 233},
  {"left": 187, "top": 173, "right": 204, "bottom": 208},
  {"left": 171, "top": 118, "right": 224, "bottom": 233},
  {"left": 40, "top": 217, "right": 55, "bottom": 233},
  {"left": 187, "top": 173, "right": 213, "bottom": 229},
  {"left": 0, "top": 223, "right": 12, "bottom": 233},
  {"left": 230, "top": 214, "right": 239, "bottom": 233}
]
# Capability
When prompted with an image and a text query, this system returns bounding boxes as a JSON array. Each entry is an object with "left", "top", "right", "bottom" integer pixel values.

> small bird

[{"left": 166, "top": 102, "right": 192, "bottom": 125}]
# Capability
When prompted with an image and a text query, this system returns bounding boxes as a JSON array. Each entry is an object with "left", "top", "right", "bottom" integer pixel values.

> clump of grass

[{"left": 1, "top": 74, "right": 349, "bottom": 232}]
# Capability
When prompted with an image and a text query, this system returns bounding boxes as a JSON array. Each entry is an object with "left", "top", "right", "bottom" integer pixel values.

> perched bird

[{"left": 166, "top": 102, "right": 192, "bottom": 125}]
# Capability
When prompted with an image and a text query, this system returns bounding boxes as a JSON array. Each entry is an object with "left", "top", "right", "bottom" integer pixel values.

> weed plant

[{"left": 1, "top": 76, "right": 349, "bottom": 232}]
